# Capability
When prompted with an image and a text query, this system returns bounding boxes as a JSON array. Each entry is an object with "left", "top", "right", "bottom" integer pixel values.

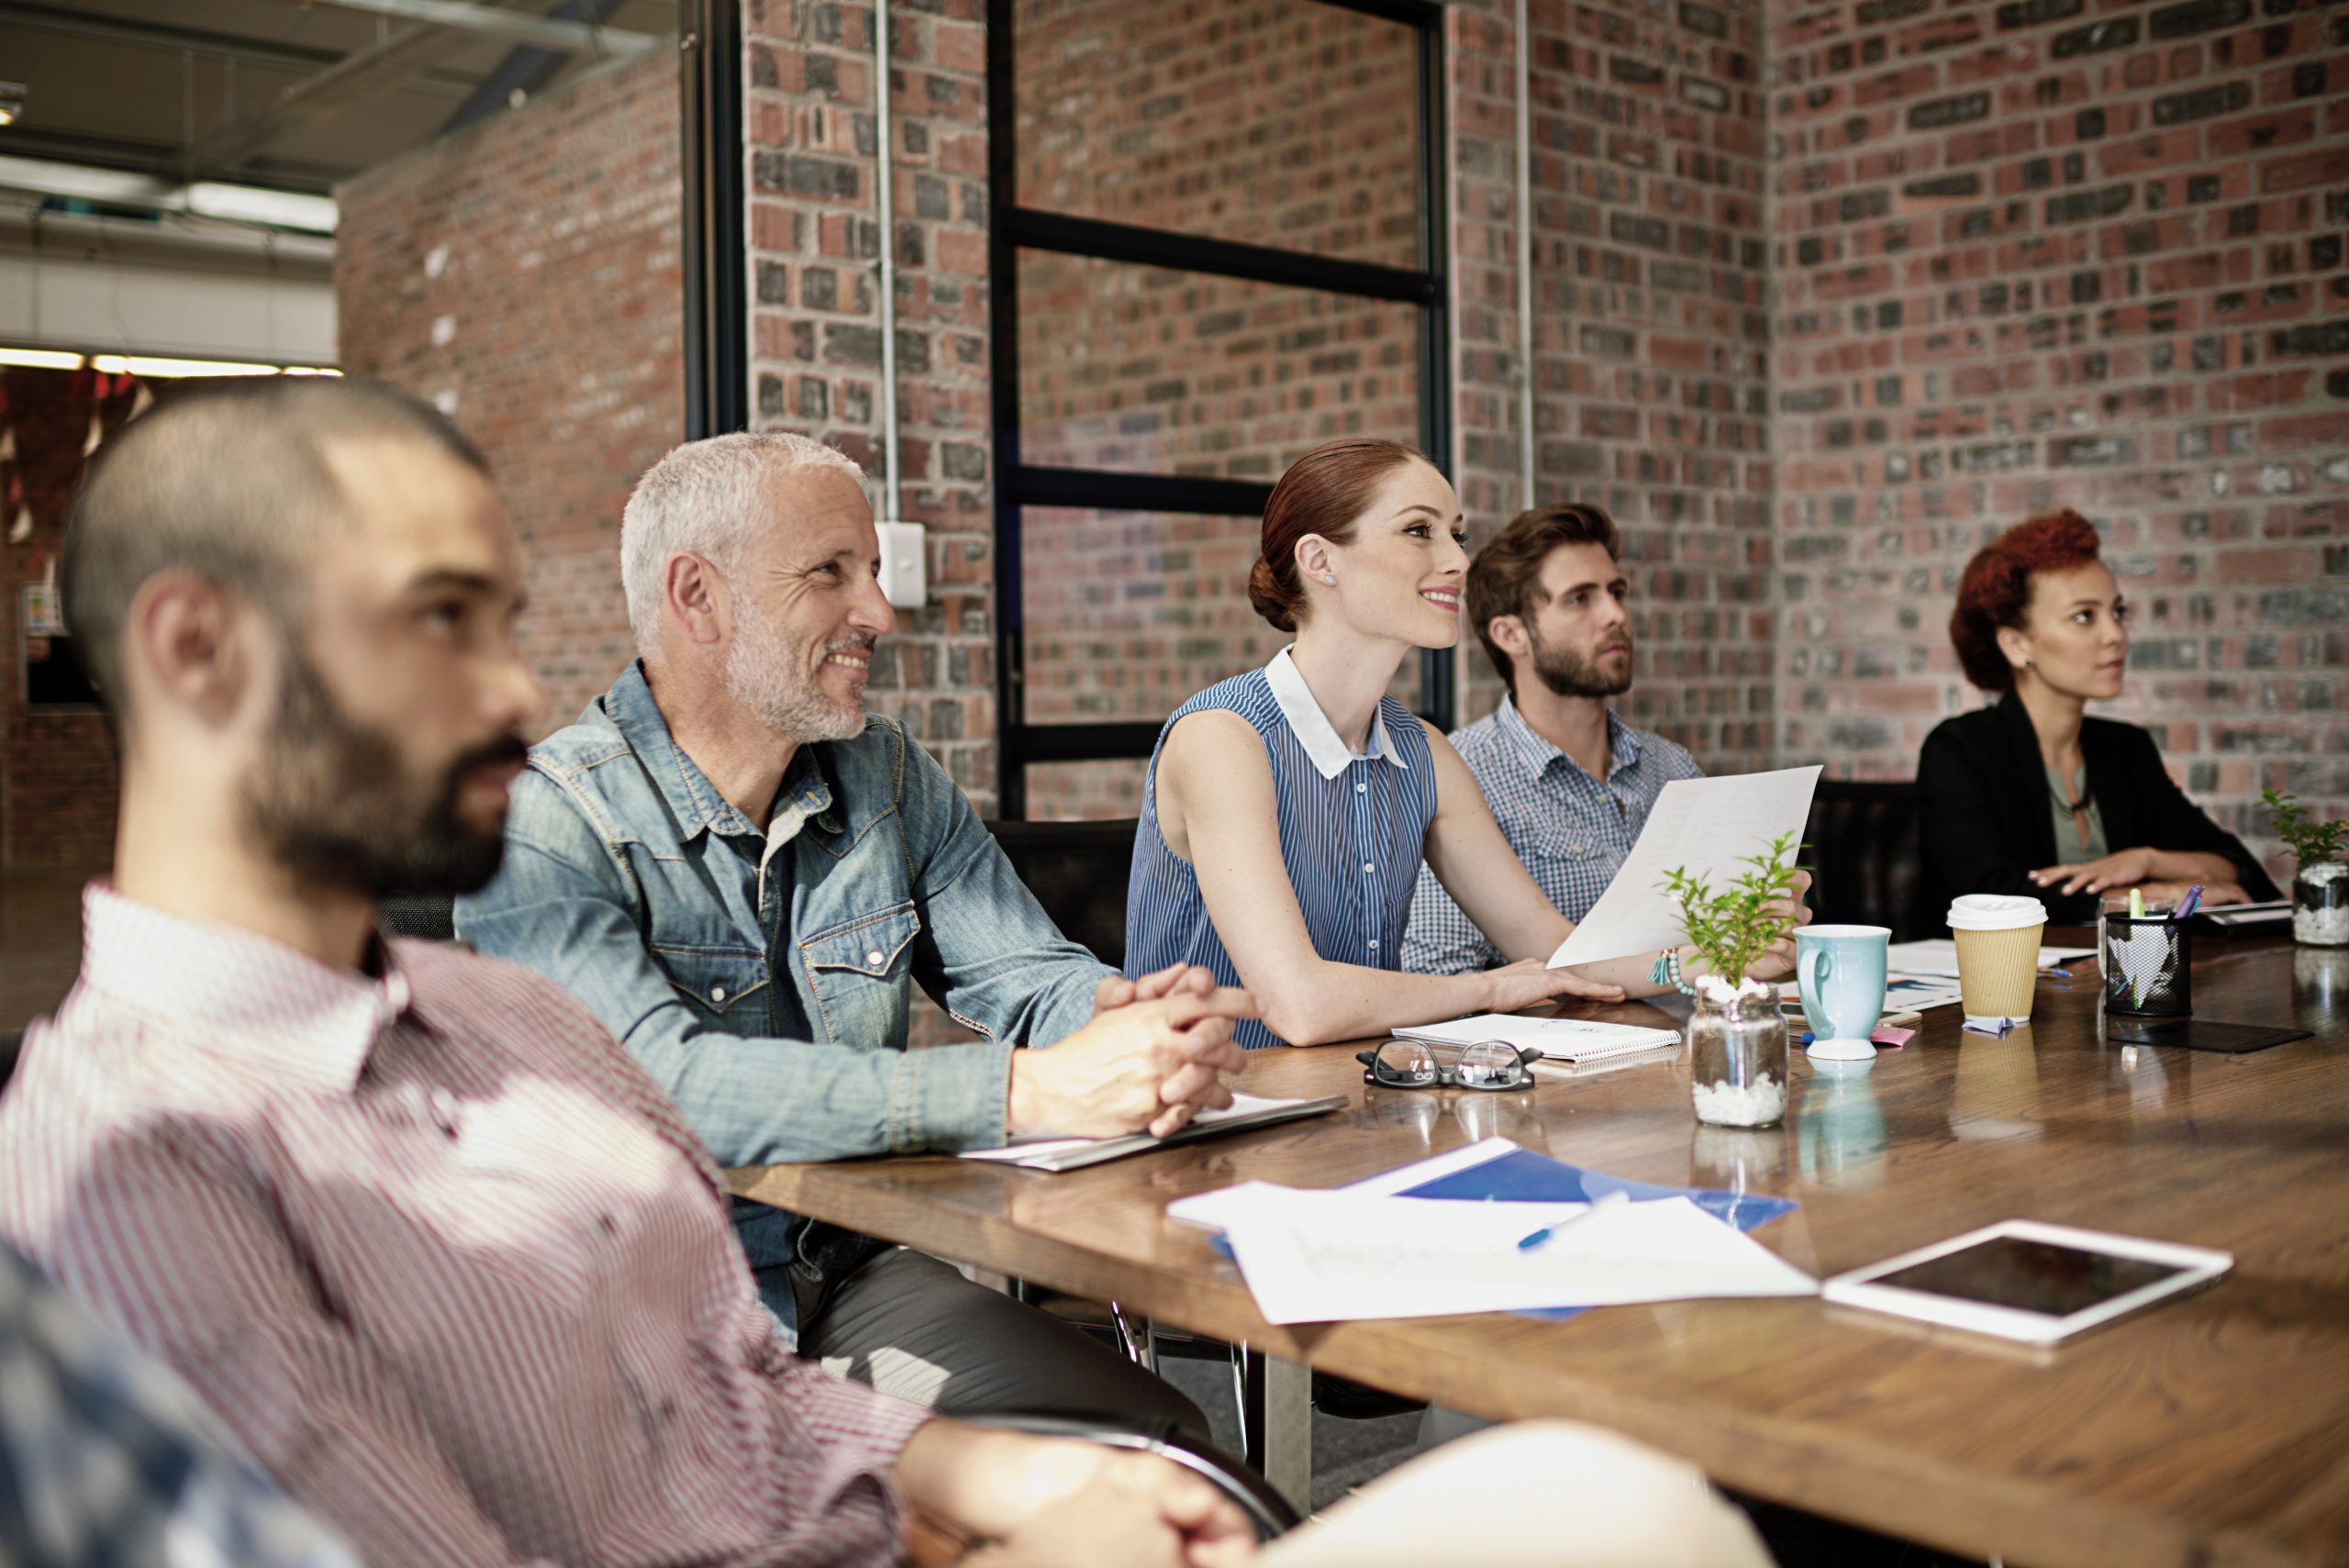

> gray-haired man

[{"left": 458, "top": 433, "right": 1244, "bottom": 1438}]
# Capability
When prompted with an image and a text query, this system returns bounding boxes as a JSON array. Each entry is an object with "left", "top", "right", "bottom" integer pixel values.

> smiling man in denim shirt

[{"left": 456, "top": 433, "right": 1245, "bottom": 1438}]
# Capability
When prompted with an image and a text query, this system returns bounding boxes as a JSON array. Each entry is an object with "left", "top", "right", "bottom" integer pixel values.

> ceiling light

[
  {"left": 0, "top": 156, "right": 158, "bottom": 206},
  {"left": 0, "top": 84, "right": 24, "bottom": 128},
  {"left": 185, "top": 183, "right": 339, "bottom": 235},
  {"left": 89, "top": 354, "right": 286, "bottom": 379},
  {"left": 0, "top": 347, "right": 85, "bottom": 370}
]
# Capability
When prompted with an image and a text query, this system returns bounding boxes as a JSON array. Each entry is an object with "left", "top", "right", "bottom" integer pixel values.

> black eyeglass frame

[{"left": 1355, "top": 1039, "right": 1545, "bottom": 1092}]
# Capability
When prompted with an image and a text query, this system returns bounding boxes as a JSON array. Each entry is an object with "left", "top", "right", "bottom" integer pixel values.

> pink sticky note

[{"left": 1871, "top": 1026, "right": 1916, "bottom": 1048}]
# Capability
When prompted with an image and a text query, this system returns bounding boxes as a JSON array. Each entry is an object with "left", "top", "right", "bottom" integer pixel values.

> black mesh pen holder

[{"left": 2101, "top": 913, "right": 2192, "bottom": 1018}]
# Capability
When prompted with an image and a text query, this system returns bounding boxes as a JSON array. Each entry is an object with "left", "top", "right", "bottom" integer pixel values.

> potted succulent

[
  {"left": 2264, "top": 786, "right": 2348, "bottom": 948},
  {"left": 1661, "top": 832, "right": 1806, "bottom": 1129}
]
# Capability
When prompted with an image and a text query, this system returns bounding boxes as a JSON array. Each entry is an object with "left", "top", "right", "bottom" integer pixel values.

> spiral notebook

[{"left": 1394, "top": 1013, "right": 1680, "bottom": 1064}]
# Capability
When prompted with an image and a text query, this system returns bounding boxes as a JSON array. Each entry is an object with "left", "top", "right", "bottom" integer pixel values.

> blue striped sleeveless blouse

[{"left": 1125, "top": 651, "right": 1440, "bottom": 1049}]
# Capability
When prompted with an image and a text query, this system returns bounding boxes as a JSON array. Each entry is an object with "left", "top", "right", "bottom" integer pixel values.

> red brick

[{"left": 335, "top": 50, "right": 683, "bottom": 736}]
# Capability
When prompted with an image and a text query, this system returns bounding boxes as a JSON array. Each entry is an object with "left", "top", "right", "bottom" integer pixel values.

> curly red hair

[{"left": 1949, "top": 510, "right": 2105, "bottom": 692}]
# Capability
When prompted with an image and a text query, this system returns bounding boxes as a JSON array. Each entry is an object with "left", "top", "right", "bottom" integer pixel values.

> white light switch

[{"left": 875, "top": 520, "right": 927, "bottom": 609}]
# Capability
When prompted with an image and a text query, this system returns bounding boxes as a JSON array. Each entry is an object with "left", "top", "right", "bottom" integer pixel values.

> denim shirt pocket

[
  {"left": 649, "top": 942, "right": 774, "bottom": 1029},
  {"left": 796, "top": 901, "right": 920, "bottom": 1048}
]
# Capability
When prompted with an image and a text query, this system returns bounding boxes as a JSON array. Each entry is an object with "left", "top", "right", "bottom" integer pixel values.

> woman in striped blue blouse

[{"left": 1127, "top": 438, "right": 1804, "bottom": 1050}]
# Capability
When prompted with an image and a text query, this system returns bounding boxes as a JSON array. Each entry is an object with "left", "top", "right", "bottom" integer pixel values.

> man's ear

[
  {"left": 126, "top": 570, "right": 253, "bottom": 728},
  {"left": 664, "top": 552, "right": 729, "bottom": 648},
  {"left": 1486, "top": 613, "right": 1531, "bottom": 662}
]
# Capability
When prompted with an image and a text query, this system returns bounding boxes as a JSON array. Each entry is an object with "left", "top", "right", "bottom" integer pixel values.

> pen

[
  {"left": 2173, "top": 885, "right": 2203, "bottom": 922},
  {"left": 1516, "top": 1190, "right": 1631, "bottom": 1251},
  {"left": 2128, "top": 887, "right": 2144, "bottom": 919}
]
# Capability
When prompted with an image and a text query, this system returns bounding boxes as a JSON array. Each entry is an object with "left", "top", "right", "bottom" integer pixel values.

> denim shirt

[{"left": 455, "top": 660, "right": 1109, "bottom": 1330}]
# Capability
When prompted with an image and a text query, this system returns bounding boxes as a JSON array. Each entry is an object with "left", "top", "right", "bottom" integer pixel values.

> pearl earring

[{"left": 1321, "top": 573, "right": 1336, "bottom": 585}]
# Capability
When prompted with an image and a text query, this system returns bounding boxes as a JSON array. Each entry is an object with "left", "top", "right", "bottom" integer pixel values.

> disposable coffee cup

[{"left": 1946, "top": 895, "right": 2047, "bottom": 1029}]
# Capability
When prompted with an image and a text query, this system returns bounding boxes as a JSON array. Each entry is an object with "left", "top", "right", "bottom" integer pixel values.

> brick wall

[
  {"left": 1771, "top": 0, "right": 2349, "bottom": 874},
  {"left": 336, "top": 51, "right": 685, "bottom": 733},
  {"left": 1456, "top": 0, "right": 1777, "bottom": 768},
  {"left": 742, "top": 0, "right": 999, "bottom": 802},
  {"left": 0, "top": 367, "right": 126, "bottom": 869}
]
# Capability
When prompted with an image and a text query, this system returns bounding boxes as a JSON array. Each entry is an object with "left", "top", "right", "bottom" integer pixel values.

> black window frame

[
  {"left": 681, "top": 0, "right": 749, "bottom": 440},
  {"left": 986, "top": 0, "right": 1453, "bottom": 818}
]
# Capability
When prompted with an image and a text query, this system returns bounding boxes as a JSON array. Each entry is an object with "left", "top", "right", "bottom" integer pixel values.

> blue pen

[
  {"left": 1517, "top": 1190, "right": 1631, "bottom": 1251},
  {"left": 2174, "top": 885, "right": 2204, "bottom": 922}
]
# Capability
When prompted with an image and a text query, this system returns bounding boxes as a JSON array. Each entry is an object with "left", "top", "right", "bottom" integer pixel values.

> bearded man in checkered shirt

[{"left": 1403, "top": 504, "right": 1705, "bottom": 975}]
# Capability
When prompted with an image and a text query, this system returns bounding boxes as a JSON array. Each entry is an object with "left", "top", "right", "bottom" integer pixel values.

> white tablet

[{"left": 1820, "top": 1219, "right": 2231, "bottom": 1345}]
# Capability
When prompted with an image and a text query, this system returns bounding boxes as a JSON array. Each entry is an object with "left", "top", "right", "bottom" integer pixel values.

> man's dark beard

[
  {"left": 243, "top": 647, "right": 528, "bottom": 899},
  {"left": 1528, "top": 628, "right": 1634, "bottom": 699}
]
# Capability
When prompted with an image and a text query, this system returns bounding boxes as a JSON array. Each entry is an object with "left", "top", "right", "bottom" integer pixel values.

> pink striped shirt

[{"left": 0, "top": 885, "right": 929, "bottom": 1568}]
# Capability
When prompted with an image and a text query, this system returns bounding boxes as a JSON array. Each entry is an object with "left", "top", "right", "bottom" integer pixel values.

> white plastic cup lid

[{"left": 1946, "top": 894, "right": 2048, "bottom": 931}]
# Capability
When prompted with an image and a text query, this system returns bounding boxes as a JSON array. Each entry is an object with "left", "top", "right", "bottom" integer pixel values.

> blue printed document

[
  {"left": 1344, "top": 1136, "right": 1798, "bottom": 1235},
  {"left": 1169, "top": 1139, "right": 1810, "bottom": 1326}
]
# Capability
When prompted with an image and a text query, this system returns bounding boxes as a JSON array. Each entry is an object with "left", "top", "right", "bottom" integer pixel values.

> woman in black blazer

[{"left": 1918, "top": 511, "right": 2279, "bottom": 926}]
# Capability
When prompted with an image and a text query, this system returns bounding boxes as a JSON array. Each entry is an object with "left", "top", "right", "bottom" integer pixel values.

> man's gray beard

[
  {"left": 1529, "top": 631, "right": 1633, "bottom": 700},
  {"left": 722, "top": 596, "right": 869, "bottom": 744}
]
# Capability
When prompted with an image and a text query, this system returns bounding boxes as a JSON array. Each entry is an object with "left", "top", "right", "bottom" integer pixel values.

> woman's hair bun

[{"left": 1247, "top": 554, "right": 1298, "bottom": 632}]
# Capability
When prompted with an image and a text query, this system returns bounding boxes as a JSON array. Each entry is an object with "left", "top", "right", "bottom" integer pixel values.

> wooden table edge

[{"left": 727, "top": 1160, "right": 2307, "bottom": 1568}]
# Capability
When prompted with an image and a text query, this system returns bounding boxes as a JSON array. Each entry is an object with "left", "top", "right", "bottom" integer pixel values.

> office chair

[
  {"left": 965, "top": 1412, "right": 1299, "bottom": 1541},
  {"left": 983, "top": 817, "right": 1138, "bottom": 968},
  {"left": 1801, "top": 779, "right": 1933, "bottom": 940}
]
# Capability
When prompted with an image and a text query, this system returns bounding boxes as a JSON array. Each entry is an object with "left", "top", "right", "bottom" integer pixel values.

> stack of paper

[
  {"left": 1778, "top": 973, "right": 1966, "bottom": 1014},
  {"left": 1396, "top": 1012, "right": 1678, "bottom": 1063},
  {"left": 1171, "top": 1184, "right": 1816, "bottom": 1326},
  {"left": 1884, "top": 940, "right": 2093, "bottom": 976}
]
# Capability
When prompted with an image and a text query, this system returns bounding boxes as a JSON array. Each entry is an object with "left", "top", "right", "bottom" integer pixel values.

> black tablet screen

[{"left": 1873, "top": 1236, "right": 2188, "bottom": 1317}]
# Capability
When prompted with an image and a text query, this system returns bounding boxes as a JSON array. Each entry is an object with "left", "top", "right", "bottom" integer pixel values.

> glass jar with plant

[
  {"left": 1661, "top": 832, "right": 1805, "bottom": 1129},
  {"left": 2264, "top": 786, "right": 2348, "bottom": 947}
]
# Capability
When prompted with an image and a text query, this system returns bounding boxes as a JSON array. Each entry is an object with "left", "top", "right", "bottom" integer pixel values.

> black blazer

[{"left": 1916, "top": 693, "right": 2280, "bottom": 925}]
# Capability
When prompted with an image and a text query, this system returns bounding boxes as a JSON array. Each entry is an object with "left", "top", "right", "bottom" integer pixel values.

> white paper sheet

[
  {"left": 1882, "top": 940, "right": 2094, "bottom": 977},
  {"left": 1547, "top": 766, "right": 1822, "bottom": 968},
  {"left": 1778, "top": 973, "right": 1969, "bottom": 1014},
  {"left": 1211, "top": 1188, "right": 1817, "bottom": 1325}
]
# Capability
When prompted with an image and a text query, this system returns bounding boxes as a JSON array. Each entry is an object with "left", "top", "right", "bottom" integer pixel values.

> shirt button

[
  {"left": 1362, "top": 862, "right": 1375, "bottom": 874},
  {"left": 866, "top": 950, "right": 885, "bottom": 968},
  {"left": 1356, "top": 782, "right": 1367, "bottom": 794},
  {"left": 709, "top": 984, "right": 728, "bottom": 1003},
  {"left": 1368, "top": 939, "right": 1380, "bottom": 951}
]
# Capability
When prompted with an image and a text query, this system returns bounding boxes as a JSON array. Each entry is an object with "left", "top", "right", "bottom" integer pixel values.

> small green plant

[
  {"left": 2264, "top": 785, "right": 2348, "bottom": 867},
  {"left": 1660, "top": 831, "right": 1807, "bottom": 987}
]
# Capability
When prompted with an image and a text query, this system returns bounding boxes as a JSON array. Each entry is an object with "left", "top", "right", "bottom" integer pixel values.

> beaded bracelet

[{"left": 1648, "top": 947, "right": 1698, "bottom": 996}]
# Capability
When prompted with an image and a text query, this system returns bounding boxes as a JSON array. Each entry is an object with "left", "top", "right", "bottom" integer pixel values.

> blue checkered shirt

[
  {"left": 0, "top": 1240, "right": 358, "bottom": 1568},
  {"left": 1404, "top": 696, "right": 1703, "bottom": 974}
]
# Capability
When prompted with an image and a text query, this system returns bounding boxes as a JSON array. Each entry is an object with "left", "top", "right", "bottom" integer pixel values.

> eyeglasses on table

[{"left": 1356, "top": 1037, "right": 1543, "bottom": 1091}]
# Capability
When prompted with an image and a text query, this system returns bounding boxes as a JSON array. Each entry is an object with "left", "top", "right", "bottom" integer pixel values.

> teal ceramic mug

[{"left": 1795, "top": 924, "right": 1892, "bottom": 1062}]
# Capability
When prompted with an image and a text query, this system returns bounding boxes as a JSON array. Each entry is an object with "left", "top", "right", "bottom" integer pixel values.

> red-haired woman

[
  {"left": 1124, "top": 438, "right": 1806, "bottom": 1049},
  {"left": 1919, "top": 510, "right": 2278, "bottom": 924}
]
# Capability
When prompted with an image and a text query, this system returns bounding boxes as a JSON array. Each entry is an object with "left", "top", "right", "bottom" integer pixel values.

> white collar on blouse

[{"left": 1264, "top": 646, "right": 1409, "bottom": 783}]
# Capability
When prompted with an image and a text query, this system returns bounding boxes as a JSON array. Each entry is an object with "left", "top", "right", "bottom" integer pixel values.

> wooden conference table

[{"left": 730, "top": 933, "right": 2349, "bottom": 1568}]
